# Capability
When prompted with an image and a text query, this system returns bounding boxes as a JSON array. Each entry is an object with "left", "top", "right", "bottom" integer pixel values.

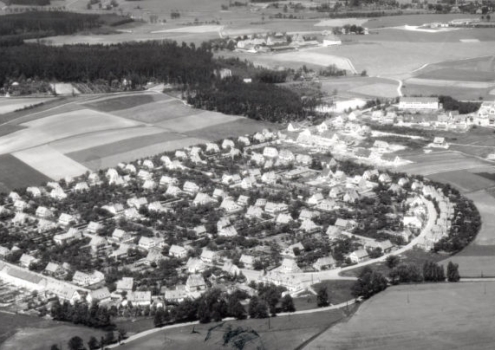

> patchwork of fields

[
  {"left": 0, "top": 92, "right": 274, "bottom": 189},
  {"left": 306, "top": 282, "right": 495, "bottom": 350}
]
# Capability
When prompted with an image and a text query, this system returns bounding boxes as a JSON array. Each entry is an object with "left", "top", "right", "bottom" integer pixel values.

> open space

[
  {"left": 0, "top": 154, "right": 50, "bottom": 192},
  {"left": 13, "top": 146, "right": 90, "bottom": 180},
  {"left": 83, "top": 93, "right": 171, "bottom": 113},
  {"left": 0, "top": 98, "right": 55, "bottom": 115},
  {"left": 306, "top": 282, "right": 495, "bottom": 350},
  {"left": 113, "top": 100, "right": 196, "bottom": 123},
  {"left": 157, "top": 111, "right": 244, "bottom": 133},
  {"left": 118, "top": 309, "right": 349, "bottom": 350}
]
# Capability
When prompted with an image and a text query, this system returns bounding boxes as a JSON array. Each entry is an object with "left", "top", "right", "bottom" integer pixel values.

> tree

[
  {"left": 385, "top": 255, "right": 400, "bottom": 269},
  {"left": 352, "top": 268, "right": 388, "bottom": 299},
  {"left": 281, "top": 294, "right": 295, "bottom": 312},
  {"left": 68, "top": 336, "right": 84, "bottom": 350},
  {"left": 248, "top": 296, "right": 259, "bottom": 318},
  {"left": 447, "top": 261, "right": 460, "bottom": 282},
  {"left": 51, "top": 345, "right": 61, "bottom": 350},
  {"left": 154, "top": 307, "right": 164, "bottom": 327},
  {"left": 254, "top": 300, "right": 269, "bottom": 319},
  {"left": 117, "top": 328, "right": 127, "bottom": 343},
  {"left": 104, "top": 331, "right": 115, "bottom": 345},
  {"left": 228, "top": 295, "right": 247, "bottom": 320},
  {"left": 316, "top": 287, "right": 329, "bottom": 307},
  {"left": 87, "top": 336, "right": 99, "bottom": 350}
]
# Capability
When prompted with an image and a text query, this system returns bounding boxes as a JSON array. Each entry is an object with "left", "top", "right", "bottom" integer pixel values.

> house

[
  {"left": 212, "top": 188, "right": 226, "bottom": 199},
  {"left": 106, "top": 168, "right": 119, "bottom": 181},
  {"left": 278, "top": 149, "right": 295, "bottom": 163},
  {"left": 88, "top": 173, "right": 100, "bottom": 186},
  {"left": 220, "top": 198, "right": 243, "bottom": 213},
  {"left": 169, "top": 245, "right": 188, "bottom": 259},
  {"left": 238, "top": 136, "right": 250, "bottom": 146},
  {"left": 398, "top": 178, "right": 409, "bottom": 187},
  {"left": 265, "top": 202, "right": 288, "bottom": 215},
  {"left": 222, "top": 139, "right": 235, "bottom": 149},
  {"left": 250, "top": 153, "right": 265, "bottom": 166},
  {"left": 299, "top": 209, "right": 318, "bottom": 221},
  {"left": 237, "top": 195, "right": 250, "bottom": 207},
  {"left": 50, "top": 188, "right": 67, "bottom": 200},
  {"left": 14, "top": 200, "right": 28, "bottom": 212},
  {"left": 222, "top": 261, "right": 241, "bottom": 276},
  {"left": 398, "top": 97, "right": 439, "bottom": 111},
  {"left": 146, "top": 247, "right": 166, "bottom": 265},
  {"left": 175, "top": 150, "right": 188, "bottom": 160},
  {"left": 124, "top": 164, "right": 137, "bottom": 174},
  {"left": 217, "top": 217, "right": 231, "bottom": 231},
  {"left": 348, "top": 249, "right": 368, "bottom": 263},
  {"left": 313, "top": 256, "right": 336, "bottom": 271},
  {"left": 19, "top": 254, "right": 38, "bottom": 268},
  {"left": 343, "top": 189, "right": 360, "bottom": 203},
  {"left": 137, "top": 170, "right": 152, "bottom": 181},
  {"left": 138, "top": 236, "right": 164, "bottom": 251},
  {"left": 200, "top": 249, "right": 218, "bottom": 264},
  {"left": 142, "top": 159, "right": 154, "bottom": 170},
  {"left": 326, "top": 225, "right": 341, "bottom": 240},
  {"left": 185, "top": 274, "right": 207, "bottom": 295},
  {"left": 239, "top": 254, "right": 256, "bottom": 269},
  {"left": 253, "top": 132, "right": 266, "bottom": 143},
  {"left": 111, "top": 243, "right": 132, "bottom": 260},
  {"left": 12, "top": 212, "right": 28, "bottom": 225},
  {"left": 194, "top": 225, "right": 207, "bottom": 238},
  {"left": 38, "top": 219, "right": 55, "bottom": 233},
  {"left": 87, "top": 287, "right": 111, "bottom": 304},
  {"left": 247, "top": 206, "right": 264, "bottom": 219},
  {"left": 263, "top": 147, "right": 279, "bottom": 158},
  {"left": 296, "top": 154, "right": 312, "bottom": 165},
  {"left": 0, "top": 246, "right": 11, "bottom": 259},
  {"left": 44, "top": 262, "right": 65, "bottom": 277},
  {"left": 142, "top": 180, "right": 157, "bottom": 190},
  {"left": 322, "top": 34, "right": 342, "bottom": 46},
  {"left": 111, "top": 229, "right": 132, "bottom": 243},
  {"left": 125, "top": 291, "right": 152, "bottom": 306},
  {"left": 193, "top": 193, "right": 216, "bottom": 206},
  {"left": 373, "top": 140, "right": 389, "bottom": 149},
  {"left": 88, "top": 236, "right": 109, "bottom": 257},
  {"left": 300, "top": 219, "right": 320, "bottom": 233},
  {"left": 116, "top": 277, "right": 134, "bottom": 292},
  {"left": 261, "top": 171, "right": 278, "bottom": 184},
  {"left": 74, "top": 182, "right": 89, "bottom": 192},
  {"left": 124, "top": 208, "right": 140, "bottom": 220},
  {"left": 335, "top": 218, "right": 357, "bottom": 231},
  {"left": 58, "top": 213, "right": 74, "bottom": 226},
  {"left": 218, "top": 225, "right": 238, "bottom": 237},
  {"left": 72, "top": 270, "right": 105, "bottom": 287},
  {"left": 241, "top": 177, "right": 254, "bottom": 189},
  {"left": 53, "top": 228, "right": 82, "bottom": 245},
  {"left": 35, "top": 206, "right": 53, "bottom": 219},
  {"left": 206, "top": 142, "right": 220, "bottom": 153},
  {"left": 164, "top": 288, "right": 188, "bottom": 304},
  {"left": 159, "top": 176, "right": 178, "bottom": 187},
  {"left": 307, "top": 193, "right": 324, "bottom": 206},
  {"left": 101, "top": 203, "right": 125, "bottom": 216},
  {"left": 329, "top": 186, "right": 344, "bottom": 199},
  {"left": 378, "top": 173, "right": 392, "bottom": 183},
  {"left": 26, "top": 187, "right": 42, "bottom": 198},
  {"left": 403, "top": 216, "right": 423, "bottom": 229},
  {"left": 165, "top": 185, "right": 182, "bottom": 197},
  {"left": 186, "top": 258, "right": 206, "bottom": 274},
  {"left": 276, "top": 213, "right": 293, "bottom": 225},
  {"left": 183, "top": 181, "right": 200, "bottom": 194},
  {"left": 283, "top": 242, "right": 304, "bottom": 257},
  {"left": 280, "top": 258, "right": 302, "bottom": 273}
]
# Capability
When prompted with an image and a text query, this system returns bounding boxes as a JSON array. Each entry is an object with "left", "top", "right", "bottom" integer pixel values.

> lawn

[
  {"left": 307, "top": 282, "right": 495, "bottom": 350},
  {"left": 0, "top": 154, "right": 51, "bottom": 192},
  {"left": 83, "top": 94, "right": 168, "bottom": 113},
  {"left": 118, "top": 308, "right": 351, "bottom": 350}
]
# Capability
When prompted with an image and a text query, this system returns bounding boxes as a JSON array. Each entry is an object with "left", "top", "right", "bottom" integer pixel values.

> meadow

[
  {"left": 307, "top": 282, "right": 495, "bottom": 350},
  {"left": 117, "top": 308, "right": 350, "bottom": 350},
  {"left": 0, "top": 98, "right": 55, "bottom": 115},
  {"left": 0, "top": 154, "right": 50, "bottom": 192}
]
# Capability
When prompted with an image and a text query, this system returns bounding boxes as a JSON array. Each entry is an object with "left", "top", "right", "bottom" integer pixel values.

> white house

[
  {"left": 398, "top": 97, "right": 439, "bottom": 111},
  {"left": 169, "top": 245, "right": 188, "bottom": 259}
]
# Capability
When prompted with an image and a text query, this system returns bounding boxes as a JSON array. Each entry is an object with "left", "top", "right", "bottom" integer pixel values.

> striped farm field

[
  {"left": 0, "top": 154, "right": 51, "bottom": 192},
  {"left": 113, "top": 99, "right": 196, "bottom": 123},
  {"left": 157, "top": 111, "right": 244, "bottom": 133},
  {"left": 83, "top": 93, "right": 172, "bottom": 112}
]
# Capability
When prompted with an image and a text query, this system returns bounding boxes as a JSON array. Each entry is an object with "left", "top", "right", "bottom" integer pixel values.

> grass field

[
  {"left": 0, "top": 154, "right": 51, "bottom": 192},
  {"left": 114, "top": 100, "right": 196, "bottom": 123},
  {"left": 402, "top": 83, "right": 493, "bottom": 101},
  {"left": 364, "top": 14, "right": 481, "bottom": 29},
  {"left": 118, "top": 308, "right": 350, "bottom": 350},
  {"left": 0, "top": 321, "right": 105, "bottom": 350},
  {"left": 428, "top": 169, "right": 495, "bottom": 193},
  {"left": 13, "top": 146, "right": 90, "bottom": 180},
  {"left": 83, "top": 93, "right": 170, "bottom": 112},
  {"left": 157, "top": 111, "right": 243, "bottom": 133},
  {"left": 0, "top": 98, "right": 55, "bottom": 115},
  {"left": 186, "top": 118, "right": 278, "bottom": 141},
  {"left": 67, "top": 132, "right": 186, "bottom": 163},
  {"left": 311, "top": 280, "right": 355, "bottom": 305},
  {"left": 306, "top": 282, "right": 495, "bottom": 350}
]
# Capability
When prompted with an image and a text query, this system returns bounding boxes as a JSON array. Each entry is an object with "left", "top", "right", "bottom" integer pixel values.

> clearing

[
  {"left": 13, "top": 146, "right": 90, "bottom": 180},
  {"left": 0, "top": 154, "right": 50, "bottom": 192},
  {"left": 306, "top": 282, "right": 495, "bottom": 350}
]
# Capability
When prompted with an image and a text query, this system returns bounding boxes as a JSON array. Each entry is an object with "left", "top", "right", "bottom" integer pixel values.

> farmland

[
  {"left": 117, "top": 308, "right": 350, "bottom": 350},
  {"left": 0, "top": 154, "right": 50, "bottom": 192},
  {"left": 0, "top": 98, "right": 55, "bottom": 115},
  {"left": 306, "top": 282, "right": 495, "bottom": 350}
]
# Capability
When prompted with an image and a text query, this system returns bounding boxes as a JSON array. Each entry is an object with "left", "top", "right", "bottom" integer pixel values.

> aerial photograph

[{"left": 0, "top": 0, "right": 494, "bottom": 349}]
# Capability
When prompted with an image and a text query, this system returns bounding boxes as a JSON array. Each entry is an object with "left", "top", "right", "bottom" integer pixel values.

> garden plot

[
  {"left": 0, "top": 109, "right": 142, "bottom": 155},
  {"left": 13, "top": 145, "right": 90, "bottom": 180}
]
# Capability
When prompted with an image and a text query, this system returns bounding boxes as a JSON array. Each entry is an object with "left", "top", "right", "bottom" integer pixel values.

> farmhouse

[
  {"left": 185, "top": 274, "right": 207, "bottom": 296},
  {"left": 313, "top": 256, "right": 336, "bottom": 271}
]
